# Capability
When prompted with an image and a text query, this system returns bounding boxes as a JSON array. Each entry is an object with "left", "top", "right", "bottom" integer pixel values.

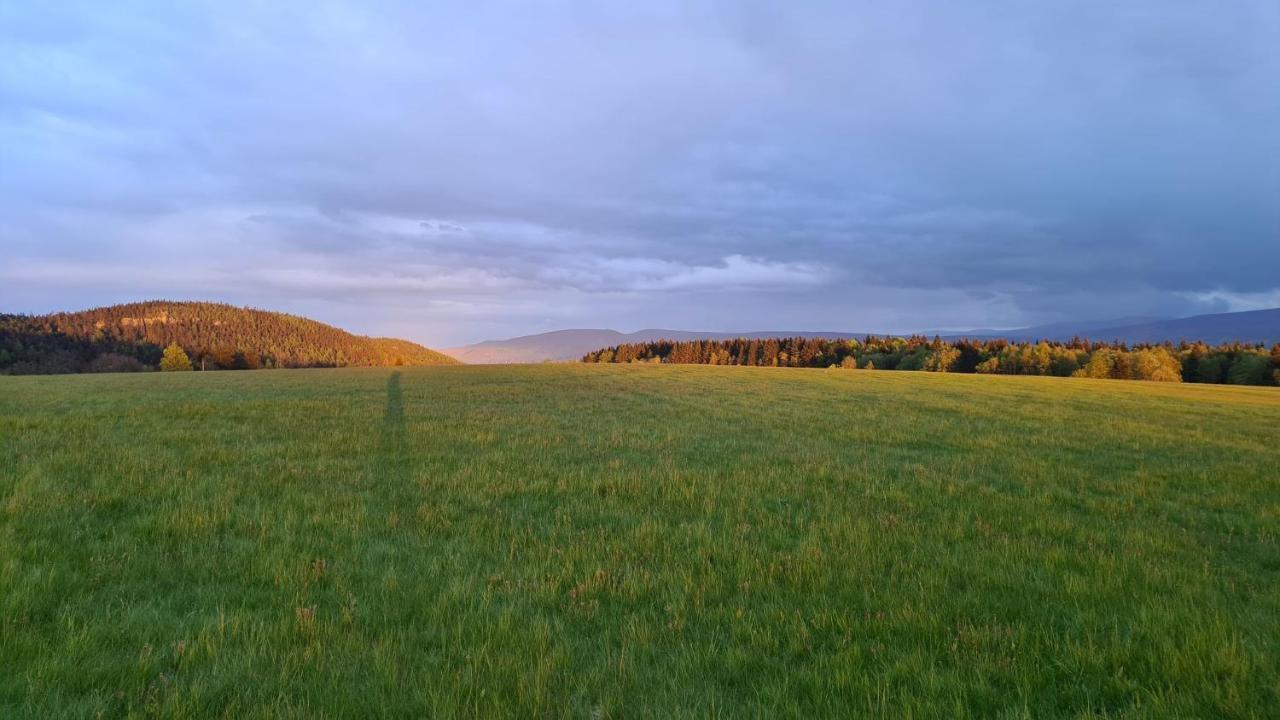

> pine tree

[{"left": 160, "top": 343, "right": 193, "bottom": 371}]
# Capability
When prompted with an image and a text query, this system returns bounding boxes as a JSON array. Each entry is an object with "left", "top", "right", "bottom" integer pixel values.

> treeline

[
  {"left": 1, "top": 301, "right": 458, "bottom": 375},
  {"left": 582, "top": 336, "right": 1280, "bottom": 386},
  {"left": 0, "top": 316, "right": 161, "bottom": 375}
]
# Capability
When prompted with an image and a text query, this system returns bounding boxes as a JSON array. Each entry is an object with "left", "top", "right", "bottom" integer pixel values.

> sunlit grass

[{"left": 2, "top": 365, "right": 1278, "bottom": 718}]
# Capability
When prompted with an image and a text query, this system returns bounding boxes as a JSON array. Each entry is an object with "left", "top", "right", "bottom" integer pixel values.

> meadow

[{"left": 2, "top": 364, "right": 1278, "bottom": 718}]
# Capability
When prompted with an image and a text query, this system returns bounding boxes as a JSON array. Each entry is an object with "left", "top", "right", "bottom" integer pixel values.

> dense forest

[
  {"left": 0, "top": 301, "right": 458, "bottom": 374},
  {"left": 582, "top": 335, "right": 1280, "bottom": 386}
]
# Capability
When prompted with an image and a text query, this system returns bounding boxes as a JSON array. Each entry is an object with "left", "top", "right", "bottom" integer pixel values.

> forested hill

[{"left": 1, "top": 301, "right": 458, "bottom": 374}]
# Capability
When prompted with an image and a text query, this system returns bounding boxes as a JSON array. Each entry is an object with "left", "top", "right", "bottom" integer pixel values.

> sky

[{"left": 2, "top": 1, "right": 1278, "bottom": 347}]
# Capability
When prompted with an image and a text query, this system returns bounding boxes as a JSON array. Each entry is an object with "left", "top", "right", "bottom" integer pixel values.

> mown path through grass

[{"left": 1, "top": 365, "right": 1278, "bottom": 718}]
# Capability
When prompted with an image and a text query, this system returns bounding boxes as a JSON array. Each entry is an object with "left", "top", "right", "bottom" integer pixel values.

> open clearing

[{"left": 2, "top": 365, "right": 1278, "bottom": 718}]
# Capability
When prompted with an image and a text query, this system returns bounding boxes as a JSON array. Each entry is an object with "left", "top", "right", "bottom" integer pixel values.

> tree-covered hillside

[{"left": 0, "top": 301, "right": 458, "bottom": 374}]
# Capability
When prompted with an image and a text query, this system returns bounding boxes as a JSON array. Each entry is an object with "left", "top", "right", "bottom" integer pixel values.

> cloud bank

[{"left": 2, "top": 1, "right": 1277, "bottom": 344}]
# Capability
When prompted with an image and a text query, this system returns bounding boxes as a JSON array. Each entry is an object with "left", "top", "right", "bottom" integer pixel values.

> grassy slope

[{"left": 1, "top": 365, "right": 1277, "bottom": 718}]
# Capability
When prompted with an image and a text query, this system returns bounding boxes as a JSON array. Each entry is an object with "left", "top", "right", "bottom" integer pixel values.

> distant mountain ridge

[
  {"left": 920, "top": 316, "right": 1172, "bottom": 340},
  {"left": 444, "top": 308, "right": 1280, "bottom": 364},
  {"left": 1, "top": 300, "right": 458, "bottom": 373},
  {"left": 1067, "top": 309, "right": 1280, "bottom": 345},
  {"left": 938, "top": 309, "right": 1280, "bottom": 345}
]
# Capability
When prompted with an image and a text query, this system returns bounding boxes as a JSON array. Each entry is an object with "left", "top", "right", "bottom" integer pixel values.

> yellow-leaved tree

[{"left": 160, "top": 343, "right": 193, "bottom": 372}]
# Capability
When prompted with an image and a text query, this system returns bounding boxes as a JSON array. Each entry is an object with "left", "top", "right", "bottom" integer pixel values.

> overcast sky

[{"left": 2, "top": 1, "right": 1278, "bottom": 346}]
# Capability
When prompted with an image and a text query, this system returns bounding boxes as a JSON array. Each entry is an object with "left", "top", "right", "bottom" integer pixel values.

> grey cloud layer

[{"left": 2, "top": 1, "right": 1277, "bottom": 344}]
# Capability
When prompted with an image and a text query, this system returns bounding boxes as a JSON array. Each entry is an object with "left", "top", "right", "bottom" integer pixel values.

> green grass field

[{"left": 2, "top": 365, "right": 1278, "bottom": 718}]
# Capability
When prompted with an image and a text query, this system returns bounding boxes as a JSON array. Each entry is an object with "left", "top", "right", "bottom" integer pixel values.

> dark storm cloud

[{"left": 2, "top": 1, "right": 1277, "bottom": 344}]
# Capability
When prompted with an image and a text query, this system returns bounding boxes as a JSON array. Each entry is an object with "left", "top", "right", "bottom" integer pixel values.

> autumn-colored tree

[
  {"left": 974, "top": 357, "right": 1000, "bottom": 374},
  {"left": 239, "top": 349, "right": 262, "bottom": 370},
  {"left": 1131, "top": 348, "right": 1182, "bottom": 382},
  {"left": 923, "top": 346, "right": 961, "bottom": 372},
  {"left": 160, "top": 343, "right": 192, "bottom": 371},
  {"left": 1049, "top": 349, "right": 1083, "bottom": 377},
  {"left": 209, "top": 347, "right": 237, "bottom": 370},
  {"left": 1073, "top": 349, "right": 1115, "bottom": 379}
]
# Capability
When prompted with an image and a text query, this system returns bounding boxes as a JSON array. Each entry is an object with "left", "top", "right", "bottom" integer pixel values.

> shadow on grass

[{"left": 382, "top": 371, "right": 408, "bottom": 481}]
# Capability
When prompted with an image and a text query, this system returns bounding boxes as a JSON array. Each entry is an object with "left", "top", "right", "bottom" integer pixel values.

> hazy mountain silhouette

[
  {"left": 444, "top": 328, "right": 869, "bottom": 364},
  {"left": 445, "top": 309, "right": 1280, "bottom": 363}
]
